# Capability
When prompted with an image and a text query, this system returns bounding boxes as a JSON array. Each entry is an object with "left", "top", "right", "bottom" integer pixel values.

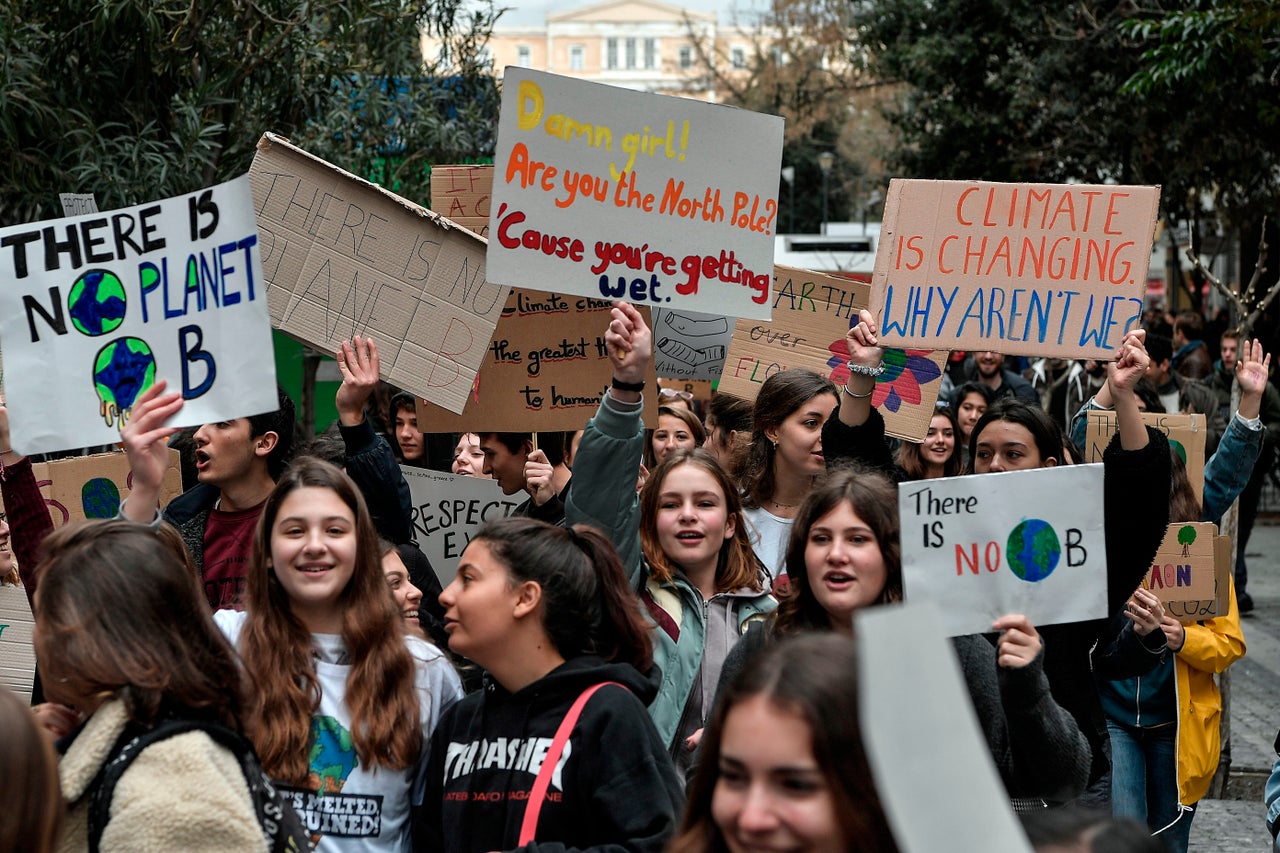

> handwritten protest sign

[
  {"left": 717, "top": 265, "right": 946, "bottom": 441},
  {"left": 487, "top": 68, "right": 784, "bottom": 319},
  {"left": 0, "top": 585, "right": 36, "bottom": 698},
  {"left": 32, "top": 449, "right": 183, "bottom": 528},
  {"left": 652, "top": 308, "right": 733, "bottom": 381},
  {"left": 0, "top": 176, "right": 278, "bottom": 455},
  {"left": 1164, "top": 534, "right": 1233, "bottom": 623},
  {"left": 899, "top": 465, "right": 1108, "bottom": 637},
  {"left": 858, "top": 603, "right": 1034, "bottom": 853},
  {"left": 416, "top": 291, "right": 658, "bottom": 432},
  {"left": 870, "top": 180, "right": 1160, "bottom": 359},
  {"left": 1083, "top": 410, "right": 1205, "bottom": 502},
  {"left": 431, "top": 165, "right": 491, "bottom": 237},
  {"left": 401, "top": 467, "right": 520, "bottom": 585},
  {"left": 249, "top": 133, "right": 509, "bottom": 414},
  {"left": 1140, "top": 522, "right": 1216, "bottom": 624}
]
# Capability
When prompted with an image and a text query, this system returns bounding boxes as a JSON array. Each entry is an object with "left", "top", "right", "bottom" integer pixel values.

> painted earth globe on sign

[
  {"left": 68, "top": 269, "right": 127, "bottom": 336},
  {"left": 1006, "top": 518, "right": 1060, "bottom": 582},
  {"left": 93, "top": 337, "right": 156, "bottom": 412}
]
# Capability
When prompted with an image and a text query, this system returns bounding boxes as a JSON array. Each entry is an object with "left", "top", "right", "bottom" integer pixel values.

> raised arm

[
  {"left": 0, "top": 400, "right": 54, "bottom": 603},
  {"left": 822, "top": 309, "right": 895, "bottom": 474},
  {"left": 335, "top": 336, "right": 414, "bottom": 544},
  {"left": 119, "top": 380, "right": 185, "bottom": 522},
  {"left": 1107, "top": 329, "right": 1150, "bottom": 452},
  {"left": 564, "top": 304, "right": 651, "bottom": 584}
]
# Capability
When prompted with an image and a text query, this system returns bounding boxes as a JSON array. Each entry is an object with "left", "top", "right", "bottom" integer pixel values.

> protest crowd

[{"left": 1, "top": 75, "right": 1279, "bottom": 853}]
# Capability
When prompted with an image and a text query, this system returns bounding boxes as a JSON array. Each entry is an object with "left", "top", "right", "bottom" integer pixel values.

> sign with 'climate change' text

[
  {"left": 870, "top": 180, "right": 1160, "bottom": 359},
  {"left": 0, "top": 176, "right": 278, "bottom": 455},
  {"left": 487, "top": 68, "right": 784, "bottom": 320},
  {"left": 899, "top": 465, "right": 1108, "bottom": 637}
]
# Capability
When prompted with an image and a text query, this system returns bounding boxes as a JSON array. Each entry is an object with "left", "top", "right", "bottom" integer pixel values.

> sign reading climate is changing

[
  {"left": 899, "top": 465, "right": 1108, "bottom": 637},
  {"left": 0, "top": 176, "right": 278, "bottom": 455}
]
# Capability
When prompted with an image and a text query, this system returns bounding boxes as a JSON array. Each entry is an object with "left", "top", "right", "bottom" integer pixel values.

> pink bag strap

[{"left": 518, "top": 681, "right": 623, "bottom": 846}]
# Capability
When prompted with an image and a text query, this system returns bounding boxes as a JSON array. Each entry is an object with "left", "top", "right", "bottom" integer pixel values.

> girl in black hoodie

[{"left": 416, "top": 517, "right": 684, "bottom": 853}]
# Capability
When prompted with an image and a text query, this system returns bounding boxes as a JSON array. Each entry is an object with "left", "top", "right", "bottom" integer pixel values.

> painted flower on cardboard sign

[{"left": 826, "top": 341, "right": 943, "bottom": 413}]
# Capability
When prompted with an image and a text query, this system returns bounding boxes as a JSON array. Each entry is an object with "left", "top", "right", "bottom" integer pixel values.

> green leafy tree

[
  {"left": 0, "top": 0, "right": 500, "bottom": 224},
  {"left": 1178, "top": 524, "right": 1197, "bottom": 557}
]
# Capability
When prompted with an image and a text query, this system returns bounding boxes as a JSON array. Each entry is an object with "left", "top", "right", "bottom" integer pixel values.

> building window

[
  {"left": 517, "top": 45, "right": 532, "bottom": 67},
  {"left": 625, "top": 37, "right": 637, "bottom": 69},
  {"left": 644, "top": 38, "right": 657, "bottom": 69},
  {"left": 731, "top": 46, "right": 746, "bottom": 69},
  {"left": 570, "top": 45, "right": 584, "bottom": 71},
  {"left": 607, "top": 38, "right": 618, "bottom": 69},
  {"left": 678, "top": 46, "right": 692, "bottom": 69}
]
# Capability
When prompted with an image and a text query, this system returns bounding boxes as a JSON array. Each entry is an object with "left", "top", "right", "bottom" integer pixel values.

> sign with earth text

[
  {"left": 899, "top": 465, "right": 1108, "bottom": 637},
  {"left": 870, "top": 179, "right": 1160, "bottom": 359},
  {"left": 488, "top": 68, "right": 784, "bottom": 319},
  {"left": 717, "top": 265, "right": 947, "bottom": 441},
  {"left": 0, "top": 176, "right": 278, "bottom": 455}
]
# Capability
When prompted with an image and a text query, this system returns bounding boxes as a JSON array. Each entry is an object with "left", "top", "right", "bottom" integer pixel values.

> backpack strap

[
  {"left": 518, "top": 682, "right": 623, "bottom": 846},
  {"left": 87, "top": 718, "right": 312, "bottom": 853}
]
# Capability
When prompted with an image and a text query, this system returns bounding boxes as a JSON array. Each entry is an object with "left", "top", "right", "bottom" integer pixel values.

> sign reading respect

[
  {"left": 487, "top": 68, "right": 784, "bottom": 320},
  {"left": 870, "top": 180, "right": 1160, "bottom": 359}
]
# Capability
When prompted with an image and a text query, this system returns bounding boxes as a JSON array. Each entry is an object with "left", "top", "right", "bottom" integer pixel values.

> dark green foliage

[{"left": 0, "top": 0, "right": 499, "bottom": 224}]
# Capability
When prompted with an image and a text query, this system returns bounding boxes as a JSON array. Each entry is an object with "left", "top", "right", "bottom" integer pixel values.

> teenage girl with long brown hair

[{"left": 214, "top": 458, "right": 462, "bottom": 852}]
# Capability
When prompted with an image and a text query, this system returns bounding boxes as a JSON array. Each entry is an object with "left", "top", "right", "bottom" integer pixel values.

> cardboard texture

[
  {"left": 1083, "top": 410, "right": 1205, "bottom": 502},
  {"left": 0, "top": 175, "right": 279, "bottom": 456},
  {"left": 858, "top": 602, "right": 1034, "bottom": 853},
  {"left": 0, "top": 584, "right": 36, "bottom": 698},
  {"left": 431, "top": 166, "right": 492, "bottom": 238},
  {"left": 249, "top": 133, "right": 509, "bottom": 414},
  {"left": 1142, "top": 522, "right": 1217, "bottom": 623},
  {"left": 652, "top": 308, "right": 733, "bottom": 381},
  {"left": 401, "top": 466, "right": 520, "bottom": 585},
  {"left": 718, "top": 265, "right": 946, "bottom": 441},
  {"left": 899, "top": 465, "right": 1109, "bottom": 637},
  {"left": 416, "top": 291, "right": 658, "bottom": 432},
  {"left": 1167, "top": 534, "right": 1233, "bottom": 622},
  {"left": 33, "top": 448, "right": 183, "bottom": 527},
  {"left": 870, "top": 179, "right": 1161, "bottom": 359},
  {"left": 488, "top": 68, "right": 783, "bottom": 319}
]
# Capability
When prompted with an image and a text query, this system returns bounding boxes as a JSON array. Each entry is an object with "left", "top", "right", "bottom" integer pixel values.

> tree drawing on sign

[{"left": 1178, "top": 525, "right": 1197, "bottom": 557}]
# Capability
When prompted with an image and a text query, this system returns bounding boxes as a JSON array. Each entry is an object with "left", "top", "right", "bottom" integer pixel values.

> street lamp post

[{"left": 817, "top": 151, "right": 834, "bottom": 235}]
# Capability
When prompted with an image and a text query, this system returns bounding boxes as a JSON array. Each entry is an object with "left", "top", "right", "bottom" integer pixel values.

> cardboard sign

[
  {"left": 652, "top": 308, "right": 733, "bottom": 381},
  {"left": 401, "top": 466, "right": 520, "bottom": 585},
  {"left": 1165, "top": 534, "right": 1233, "bottom": 622},
  {"left": 431, "top": 165, "right": 491, "bottom": 238},
  {"left": 870, "top": 180, "right": 1160, "bottom": 358},
  {"left": 1141, "top": 522, "right": 1217, "bottom": 622},
  {"left": 0, "top": 584, "right": 36, "bottom": 699},
  {"left": 416, "top": 291, "right": 658, "bottom": 432},
  {"left": 0, "top": 176, "right": 278, "bottom": 455},
  {"left": 899, "top": 465, "right": 1108, "bottom": 637},
  {"left": 32, "top": 448, "right": 183, "bottom": 527},
  {"left": 1083, "top": 410, "right": 1205, "bottom": 502},
  {"left": 858, "top": 603, "right": 1034, "bottom": 853},
  {"left": 717, "top": 265, "right": 946, "bottom": 441},
  {"left": 249, "top": 133, "right": 509, "bottom": 414},
  {"left": 488, "top": 68, "right": 784, "bottom": 319}
]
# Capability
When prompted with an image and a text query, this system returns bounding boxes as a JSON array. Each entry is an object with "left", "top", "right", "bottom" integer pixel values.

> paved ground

[{"left": 1186, "top": 517, "right": 1280, "bottom": 852}]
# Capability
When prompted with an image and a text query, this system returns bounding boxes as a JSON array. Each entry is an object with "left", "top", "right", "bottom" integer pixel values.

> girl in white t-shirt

[{"left": 215, "top": 457, "right": 461, "bottom": 853}]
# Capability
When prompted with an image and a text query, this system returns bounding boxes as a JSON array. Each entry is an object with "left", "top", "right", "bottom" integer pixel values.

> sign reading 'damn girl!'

[{"left": 487, "top": 68, "right": 784, "bottom": 320}]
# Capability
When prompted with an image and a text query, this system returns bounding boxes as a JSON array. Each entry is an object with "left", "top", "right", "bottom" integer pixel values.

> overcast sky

[{"left": 497, "top": 0, "right": 770, "bottom": 27}]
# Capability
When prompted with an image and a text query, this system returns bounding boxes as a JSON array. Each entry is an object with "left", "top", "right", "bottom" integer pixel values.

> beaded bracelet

[{"left": 846, "top": 361, "right": 886, "bottom": 378}]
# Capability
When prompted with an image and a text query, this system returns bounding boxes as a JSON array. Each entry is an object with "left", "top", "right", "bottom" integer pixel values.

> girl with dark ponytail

[{"left": 416, "top": 517, "right": 683, "bottom": 853}]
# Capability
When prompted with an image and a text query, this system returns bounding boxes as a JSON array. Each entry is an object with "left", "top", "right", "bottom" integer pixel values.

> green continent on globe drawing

[{"left": 1006, "top": 519, "right": 1061, "bottom": 582}]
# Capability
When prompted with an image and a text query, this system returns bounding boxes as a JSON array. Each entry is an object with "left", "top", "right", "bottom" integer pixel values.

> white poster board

[
  {"left": 487, "top": 68, "right": 784, "bottom": 319},
  {"left": 401, "top": 466, "right": 520, "bottom": 586},
  {"left": 0, "top": 585, "right": 36, "bottom": 699},
  {"left": 0, "top": 176, "right": 278, "bottom": 455},
  {"left": 652, "top": 308, "right": 732, "bottom": 381},
  {"left": 899, "top": 465, "right": 1107, "bottom": 636},
  {"left": 858, "top": 602, "right": 1033, "bottom": 853}
]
